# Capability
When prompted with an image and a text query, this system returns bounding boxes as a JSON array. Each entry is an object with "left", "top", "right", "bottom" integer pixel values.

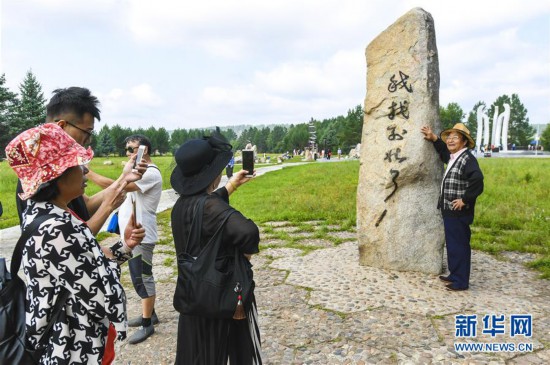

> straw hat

[{"left": 440, "top": 123, "right": 475, "bottom": 149}]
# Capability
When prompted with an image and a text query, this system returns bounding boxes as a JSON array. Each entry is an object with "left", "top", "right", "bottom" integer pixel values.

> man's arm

[
  {"left": 87, "top": 169, "right": 141, "bottom": 192},
  {"left": 84, "top": 157, "right": 146, "bottom": 218}
]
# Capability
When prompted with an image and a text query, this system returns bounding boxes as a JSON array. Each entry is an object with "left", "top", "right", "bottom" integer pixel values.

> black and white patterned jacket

[
  {"left": 21, "top": 200, "right": 132, "bottom": 364},
  {"left": 433, "top": 139, "right": 484, "bottom": 217}
]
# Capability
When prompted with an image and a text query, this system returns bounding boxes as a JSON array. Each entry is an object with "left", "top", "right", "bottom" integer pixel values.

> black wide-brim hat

[{"left": 171, "top": 130, "right": 233, "bottom": 196}]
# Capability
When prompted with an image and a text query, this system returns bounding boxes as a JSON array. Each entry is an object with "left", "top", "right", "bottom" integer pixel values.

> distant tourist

[{"left": 226, "top": 155, "right": 235, "bottom": 179}]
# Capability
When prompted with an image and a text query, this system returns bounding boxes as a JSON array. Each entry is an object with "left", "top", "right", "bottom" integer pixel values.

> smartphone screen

[
  {"left": 242, "top": 150, "right": 254, "bottom": 177},
  {"left": 133, "top": 145, "right": 146, "bottom": 168}
]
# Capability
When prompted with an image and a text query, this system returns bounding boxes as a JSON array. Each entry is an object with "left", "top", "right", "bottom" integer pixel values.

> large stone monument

[{"left": 357, "top": 8, "right": 445, "bottom": 274}]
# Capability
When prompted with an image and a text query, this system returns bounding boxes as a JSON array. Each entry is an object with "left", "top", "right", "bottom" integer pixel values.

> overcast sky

[{"left": 1, "top": 0, "right": 549, "bottom": 131}]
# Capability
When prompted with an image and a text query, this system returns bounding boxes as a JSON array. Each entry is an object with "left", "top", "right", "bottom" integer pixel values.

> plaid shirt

[{"left": 433, "top": 139, "right": 484, "bottom": 217}]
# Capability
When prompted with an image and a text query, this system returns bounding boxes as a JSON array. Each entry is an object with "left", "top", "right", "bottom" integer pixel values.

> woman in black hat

[{"left": 170, "top": 130, "right": 262, "bottom": 364}]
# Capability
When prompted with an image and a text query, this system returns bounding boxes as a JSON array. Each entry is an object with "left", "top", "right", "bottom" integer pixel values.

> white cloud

[
  {"left": 194, "top": 48, "right": 365, "bottom": 124},
  {"left": 1, "top": 0, "right": 548, "bottom": 129},
  {"left": 131, "top": 84, "right": 164, "bottom": 107},
  {"left": 96, "top": 84, "right": 164, "bottom": 126}
]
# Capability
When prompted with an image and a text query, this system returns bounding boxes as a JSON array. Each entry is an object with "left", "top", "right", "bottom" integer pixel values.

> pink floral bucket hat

[{"left": 5, "top": 123, "right": 94, "bottom": 200}]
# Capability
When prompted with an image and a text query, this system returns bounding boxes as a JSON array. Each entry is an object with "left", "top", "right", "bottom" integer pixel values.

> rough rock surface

[{"left": 357, "top": 7, "right": 444, "bottom": 274}]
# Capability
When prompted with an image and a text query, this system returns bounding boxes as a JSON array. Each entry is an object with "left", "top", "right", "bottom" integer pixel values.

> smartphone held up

[
  {"left": 133, "top": 145, "right": 147, "bottom": 169},
  {"left": 242, "top": 150, "right": 254, "bottom": 177}
]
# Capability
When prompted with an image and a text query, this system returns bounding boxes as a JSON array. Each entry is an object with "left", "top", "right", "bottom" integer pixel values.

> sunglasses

[{"left": 126, "top": 146, "right": 139, "bottom": 153}]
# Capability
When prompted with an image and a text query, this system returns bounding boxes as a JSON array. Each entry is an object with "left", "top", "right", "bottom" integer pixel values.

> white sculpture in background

[
  {"left": 476, "top": 106, "right": 490, "bottom": 152},
  {"left": 476, "top": 103, "right": 510, "bottom": 153},
  {"left": 244, "top": 142, "right": 258, "bottom": 157}
]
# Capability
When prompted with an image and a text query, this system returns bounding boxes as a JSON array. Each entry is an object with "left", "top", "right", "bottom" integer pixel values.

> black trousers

[{"left": 443, "top": 215, "right": 474, "bottom": 289}]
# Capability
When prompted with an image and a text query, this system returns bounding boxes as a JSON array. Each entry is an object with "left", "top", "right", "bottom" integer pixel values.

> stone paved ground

[{"left": 112, "top": 221, "right": 550, "bottom": 365}]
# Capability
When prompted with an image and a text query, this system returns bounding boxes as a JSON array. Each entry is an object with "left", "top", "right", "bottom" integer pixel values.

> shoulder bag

[{"left": 174, "top": 195, "right": 254, "bottom": 319}]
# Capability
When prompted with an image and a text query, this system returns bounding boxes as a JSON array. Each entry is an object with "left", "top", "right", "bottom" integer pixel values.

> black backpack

[{"left": 0, "top": 214, "right": 69, "bottom": 364}]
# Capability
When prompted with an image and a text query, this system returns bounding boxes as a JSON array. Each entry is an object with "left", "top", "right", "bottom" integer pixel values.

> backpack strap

[
  {"left": 183, "top": 195, "right": 235, "bottom": 254},
  {"left": 10, "top": 214, "right": 56, "bottom": 275},
  {"left": 9, "top": 213, "right": 70, "bottom": 349},
  {"left": 184, "top": 195, "right": 209, "bottom": 254}
]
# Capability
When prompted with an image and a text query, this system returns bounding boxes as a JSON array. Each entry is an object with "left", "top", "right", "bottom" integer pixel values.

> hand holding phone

[
  {"left": 133, "top": 145, "right": 147, "bottom": 169},
  {"left": 242, "top": 150, "right": 254, "bottom": 178}
]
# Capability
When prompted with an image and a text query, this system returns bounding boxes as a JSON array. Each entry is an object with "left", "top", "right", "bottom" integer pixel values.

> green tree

[
  {"left": 236, "top": 127, "right": 260, "bottom": 150},
  {"left": 488, "top": 94, "right": 534, "bottom": 147},
  {"left": 283, "top": 123, "right": 309, "bottom": 151},
  {"left": 255, "top": 127, "right": 270, "bottom": 153},
  {"left": 267, "top": 125, "right": 287, "bottom": 152},
  {"left": 95, "top": 125, "right": 115, "bottom": 156},
  {"left": 109, "top": 124, "right": 133, "bottom": 156},
  {"left": 12, "top": 70, "right": 46, "bottom": 134},
  {"left": 0, "top": 74, "right": 18, "bottom": 154},
  {"left": 320, "top": 129, "right": 338, "bottom": 152},
  {"left": 170, "top": 128, "right": 189, "bottom": 151},
  {"left": 540, "top": 124, "right": 550, "bottom": 152},
  {"left": 221, "top": 128, "right": 238, "bottom": 147},
  {"left": 465, "top": 101, "right": 485, "bottom": 140},
  {"left": 155, "top": 127, "right": 170, "bottom": 155},
  {"left": 439, "top": 102, "right": 465, "bottom": 131},
  {"left": 143, "top": 126, "right": 159, "bottom": 154},
  {"left": 337, "top": 105, "right": 363, "bottom": 153}
]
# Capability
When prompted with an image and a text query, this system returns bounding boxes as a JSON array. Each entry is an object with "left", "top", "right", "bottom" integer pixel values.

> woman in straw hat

[
  {"left": 5, "top": 123, "right": 146, "bottom": 364},
  {"left": 170, "top": 130, "right": 262, "bottom": 364},
  {"left": 421, "top": 123, "right": 484, "bottom": 291}
]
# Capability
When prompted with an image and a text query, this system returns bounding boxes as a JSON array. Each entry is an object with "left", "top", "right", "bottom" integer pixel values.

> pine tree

[
  {"left": 95, "top": 125, "right": 115, "bottom": 156},
  {"left": 0, "top": 74, "right": 19, "bottom": 154},
  {"left": 12, "top": 70, "right": 46, "bottom": 135}
]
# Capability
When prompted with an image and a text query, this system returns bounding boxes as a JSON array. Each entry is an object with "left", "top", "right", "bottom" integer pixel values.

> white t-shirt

[{"left": 118, "top": 164, "right": 162, "bottom": 244}]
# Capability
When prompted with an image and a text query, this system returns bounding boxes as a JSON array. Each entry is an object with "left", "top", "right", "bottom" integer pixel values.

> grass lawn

[{"left": 1, "top": 156, "right": 549, "bottom": 277}]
